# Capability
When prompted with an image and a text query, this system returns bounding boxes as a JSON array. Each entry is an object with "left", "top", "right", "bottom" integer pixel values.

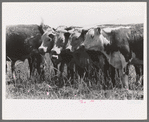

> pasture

[{"left": 6, "top": 53, "right": 143, "bottom": 100}]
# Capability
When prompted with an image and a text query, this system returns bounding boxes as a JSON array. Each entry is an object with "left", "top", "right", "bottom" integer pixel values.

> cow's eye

[
  {"left": 48, "top": 34, "right": 54, "bottom": 39},
  {"left": 91, "top": 35, "right": 94, "bottom": 38},
  {"left": 74, "top": 37, "right": 78, "bottom": 41}
]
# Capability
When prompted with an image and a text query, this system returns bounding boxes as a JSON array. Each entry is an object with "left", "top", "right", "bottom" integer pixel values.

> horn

[
  {"left": 40, "top": 17, "right": 46, "bottom": 32},
  {"left": 40, "top": 17, "right": 44, "bottom": 27}
]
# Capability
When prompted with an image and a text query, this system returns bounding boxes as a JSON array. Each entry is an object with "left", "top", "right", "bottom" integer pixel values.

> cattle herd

[{"left": 6, "top": 21, "right": 143, "bottom": 90}]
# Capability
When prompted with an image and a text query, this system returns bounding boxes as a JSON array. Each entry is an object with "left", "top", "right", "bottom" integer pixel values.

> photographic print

[{"left": 2, "top": 2, "right": 147, "bottom": 120}]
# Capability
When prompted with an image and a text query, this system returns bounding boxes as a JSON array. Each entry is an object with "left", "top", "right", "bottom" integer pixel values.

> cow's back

[{"left": 6, "top": 24, "right": 43, "bottom": 61}]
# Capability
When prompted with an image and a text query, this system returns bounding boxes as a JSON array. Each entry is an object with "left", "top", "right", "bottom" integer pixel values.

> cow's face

[
  {"left": 51, "top": 31, "right": 66, "bottom": 55},
  {"left": 66, "top": 30, "right": 86, "bottom": 52},
  {"left": 51, "top": 30, "right": 71, "bottom": 55},
  {"left": 82, "top": 27, "right": 110, "bottom": 51},
  {"left": 38, "top": 28, "right": 56, "bottom": 54}
]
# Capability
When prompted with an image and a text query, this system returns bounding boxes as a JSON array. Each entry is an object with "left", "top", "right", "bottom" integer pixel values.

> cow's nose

[
  {"left": 64, "top": 49, "right": 70, "bottom": 53},
  {"left": 51, "top": 50, "right": 57, "bottom": 55},
  {"left": 80, "top": 45, "right": 85, "bottom": 49},
  {"left": 66, "top": 45, "right": 72, "bottom": 52},
  {"left": 66, "top": 49, "right": 70, "bottom": 52},
  {"left": 39, "top": 48, "right": 45, "bottom": 55}
]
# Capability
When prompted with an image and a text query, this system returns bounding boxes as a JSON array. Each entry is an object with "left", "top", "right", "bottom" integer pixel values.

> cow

[
  {"left": 48, "top": 28, "right": 88, "bottom": 87},
  {"left": 6, "top": 21, "right": 56, "bottom": 84},
  {"left": 41, "top": 26, "right": 73, "bottom": 87},
  {"left": 103, "top": 25, "right": 143, "bottom": 87},
  {"left": 65, "top": 28, "right": 112, "bottom": 89},
  {"left": 65, "top": 29, "right": 88, "bottom": 77},
  {"left": 81, "top": 25, "right": 143, "bottom": 89}
]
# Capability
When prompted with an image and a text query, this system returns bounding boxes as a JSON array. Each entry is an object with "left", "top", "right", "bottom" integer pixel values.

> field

[{"left": 6, "top": 54, "right": 143, "bottom": 100}]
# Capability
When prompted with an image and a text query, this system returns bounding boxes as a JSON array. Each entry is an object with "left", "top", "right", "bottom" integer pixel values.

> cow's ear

[
  {"left": 64, "top": 32, "right": 71, "bottom": 39},
  {"left": 97, "top": 27, "right": 101, "bottom": 34},
  {"left": 81, "top": 29, "right": 88, "bottom": 39},
  {"left": 52, "top": 28, "right": 56, "bottom": 31},
  {"left": 81, "top": 29, "right": 88, "bottom": 35},
  {"left": 65, "top": 27, "right": 73, "bottom": 31}
]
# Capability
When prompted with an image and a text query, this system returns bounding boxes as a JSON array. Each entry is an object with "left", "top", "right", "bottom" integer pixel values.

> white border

[{"left": 2, "top": 2, "right": 147, "bottom": 120}]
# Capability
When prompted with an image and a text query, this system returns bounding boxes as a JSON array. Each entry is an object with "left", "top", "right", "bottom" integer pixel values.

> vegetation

[{"left": 6, "top": 53, "right": 143, "bottom": 100}]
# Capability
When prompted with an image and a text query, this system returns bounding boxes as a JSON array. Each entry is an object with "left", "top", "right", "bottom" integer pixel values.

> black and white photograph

[{"left": 2, "top": 2, "right": 147, "bottom": 120}]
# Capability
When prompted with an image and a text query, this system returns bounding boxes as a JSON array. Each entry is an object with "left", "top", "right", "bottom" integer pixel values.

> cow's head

[
  {"left": 51, "top": 29, "right": 71, "bottom": 56},
  {"left": 66, "top": 29, "right": 88, "bottom": 52},
  {"left": 38, "top": 21, "right": 56, "bottom": 55},
  {"left": 82, "top": 27, "right": 110, "bottom": 51}
]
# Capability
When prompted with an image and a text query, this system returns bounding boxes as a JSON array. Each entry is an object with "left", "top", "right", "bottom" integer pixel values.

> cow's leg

[
  {"left": 110, "top": 66, "right": 116, "bottom": 88},
  {"left": 60, "top": 62, "right": 64, "bottom": 76},
  {"left": 11, "top": 60, "right": 16, "bottom": 85},
  {"left": 77, "top": 66, "right": 84, "bottom": 79},
  {"left": 59, "top": 62, "right": 65, "bottom": 87},
  {"left": 103, "top": 68, "right": 109, "bottom": 90},
  {"left": 134, "top": 64, "right": 143, "bottom": 86},
  {"left": 28, "top": 55, "right": 38, "bottom": 79},
  {"left": 36, "top": 54, "right": 45, "bottom": 81},
  {"left": 119, "top": 69, "right": 129, "bottom": 89},
  {"left": 54, "top": 64, "right": 58, "bottom": 76},
  {"left": 67, "top": 66, "right": 74, "bottom": 84},
  {"left": 103, "top": 59, "right": 111, "bottom": 89},
  {"left": 51, "top": 58, "right": 58, "bottom": 76},
  {"left": 67, "top": 60, "right": 75, "bottom": 85},
  {"left": 28, "top": 57, "right": 33, "bottom": 77},
  {"left": 121, "top": 73, "right": 129, "bottom": 89}
]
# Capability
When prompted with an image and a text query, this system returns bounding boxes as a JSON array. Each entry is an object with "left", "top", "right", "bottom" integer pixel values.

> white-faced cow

[
  {"left": 81, "top": 25, "right": 143, "bottom": 89},
  {"left": 66, "top": 28, "right": 114, "bottom": 89}
]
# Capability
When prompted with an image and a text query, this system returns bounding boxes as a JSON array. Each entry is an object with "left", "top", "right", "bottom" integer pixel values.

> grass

[
  {"left": 5, "top": 53, "right": 143, "bottom": 100},
  {"left": 6, "top": 82, "right": 143, "bottom": 100}
]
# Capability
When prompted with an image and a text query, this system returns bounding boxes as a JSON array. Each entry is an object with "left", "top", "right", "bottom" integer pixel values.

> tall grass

[{"left": 6, "top": 53, "right": 143, "bottom": 99}]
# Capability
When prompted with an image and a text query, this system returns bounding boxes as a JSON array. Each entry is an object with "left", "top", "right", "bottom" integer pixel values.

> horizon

[{"left": 2, "top": 2, "right": 146, "bottom": 28}]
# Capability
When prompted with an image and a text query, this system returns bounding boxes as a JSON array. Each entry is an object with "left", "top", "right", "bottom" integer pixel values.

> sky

[{"left": 2, "top": 2, "right": 146, "bottom": 28}]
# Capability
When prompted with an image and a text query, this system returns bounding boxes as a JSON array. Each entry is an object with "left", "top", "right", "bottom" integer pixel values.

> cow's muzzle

[{"left": 38, "top": 48, "right": 46, "bottom": 55}]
